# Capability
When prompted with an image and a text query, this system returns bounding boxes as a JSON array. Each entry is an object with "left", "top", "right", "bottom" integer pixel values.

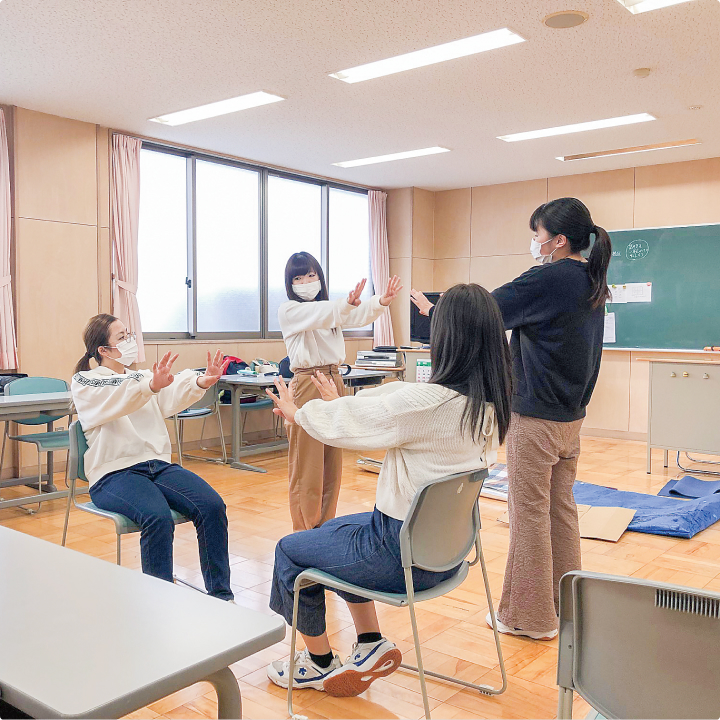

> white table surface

[{"left": 0, "top": 526, "right": 285, "bottom": 718}]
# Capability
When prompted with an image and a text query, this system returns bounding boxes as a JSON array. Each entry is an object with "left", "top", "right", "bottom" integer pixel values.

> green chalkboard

[{"left": 604, "top": 224, "right": 720, "bottom": 350}]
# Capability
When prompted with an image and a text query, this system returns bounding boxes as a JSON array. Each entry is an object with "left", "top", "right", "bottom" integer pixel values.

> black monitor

[{"left": 410, "top": 292, "right": 442, "bottom": 344}]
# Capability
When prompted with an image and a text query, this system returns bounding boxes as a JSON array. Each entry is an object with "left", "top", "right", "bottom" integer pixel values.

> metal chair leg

[
  {"left": 173, "top": 415, "right": 184, "bottom": 468},
  {"left": 116, "top": 534, "right": 121, "bottom": 565},
  {"left": 61, "top": 476, "right": 75, "bottom": 546},
  {"left": 404, "top": 567, "right": 431, "bottom": 719},
  {"left": 557, "top": 686, "right": 574, "bottom": 719},
  {"left": 287, "top": 582, "right": 303, "bottom": 719},
  {"left": 216, "top": 403, "right": 228, "bottom": 463}
]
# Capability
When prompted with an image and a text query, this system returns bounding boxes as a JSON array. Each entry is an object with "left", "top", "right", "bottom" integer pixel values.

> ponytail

[
  {"left": 587, "top": 225, "right": 612, "bottom": 309},
  {"left": 74, "top": 314, "right": 117, "bottom": 375},
  {"left": 530, "top": 197, "right": 612, "bottom": 309}
]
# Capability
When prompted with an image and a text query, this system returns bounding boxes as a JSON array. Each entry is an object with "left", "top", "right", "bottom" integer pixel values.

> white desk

[
  {"left": 219, "top": 369, "right": 391, "bottom": 473},
  {"left": 0, "top": 526, "right": 285, "bottom": 718},
  {"left": 0, "top": 392, "right": 73, "bottom": 511}
]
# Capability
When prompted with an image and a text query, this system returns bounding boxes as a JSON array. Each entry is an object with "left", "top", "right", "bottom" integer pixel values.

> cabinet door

[{"left": 650, "top": 364, "right": 720, "bottom": 453}]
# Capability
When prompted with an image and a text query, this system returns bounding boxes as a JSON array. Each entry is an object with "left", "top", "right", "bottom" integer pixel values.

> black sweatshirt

[{"left": 490, "top": 259, "right": 604, "bottom": 422}]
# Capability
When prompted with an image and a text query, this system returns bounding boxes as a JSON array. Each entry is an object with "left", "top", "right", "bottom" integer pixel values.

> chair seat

[
  {"left": 297, "top": 562, "right": 470, "bottom": 608},
  {"left": 76, "top": 501, "right": 190, "bottom": 534},
  {"left": 9, "top": 430, "right": 70, "bottom": 451},
  {"left": 177, "top": 407, "right": 214, "bottom": 419},
  {"left": 239, "top": 398, "right": 274, "bottom": 412}
]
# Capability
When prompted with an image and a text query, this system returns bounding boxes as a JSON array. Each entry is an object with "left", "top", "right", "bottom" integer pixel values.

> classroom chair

[
  {"left": 171, "top": 383, "right": 227, "bottom": 466},
  {"left": 0, "top": 376, "right": 72, "bottom": 513},
  {"left": 286, "top": 468, "right": 507, "bottom": 720},
  {"left": 557, "top": 570, "right": 720, "bottom": 719},
  {"left": 61, "top": 420, "right": 201, "bottom": 593}
]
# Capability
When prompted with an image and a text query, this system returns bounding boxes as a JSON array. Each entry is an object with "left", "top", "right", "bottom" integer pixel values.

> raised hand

[
  {"left": 198, "top": 350, "right": 231, "bottom": 390},
  {"left": 410, "top": 289, "right": 434, "bottom": 316},
  {"left": 380, "top": 275, "right": 403, "bottom": 307},
  {"left": 266, "top": 377, "right": 300, "bottom": 424},
  {"left": 150, "top": 351, "right": 178, "bottom": 393},
  {"left": 310, "top": 371, "right": 340, "bottom": 401},
  {"left": 347, "top": 278, "right": 367, "bottom": 307}
]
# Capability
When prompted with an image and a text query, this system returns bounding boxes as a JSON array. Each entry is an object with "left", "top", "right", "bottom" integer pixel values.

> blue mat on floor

[
  {"left": 658, "top": 475, "right": 720, "bottom": 499},
  {"left": 573, "top": 481, "right": 720, "bottom": 539}
]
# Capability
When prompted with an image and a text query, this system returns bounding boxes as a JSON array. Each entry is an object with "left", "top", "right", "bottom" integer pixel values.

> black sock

[
  {"left": 358, "top": 632, "right": 382, "bottom": 644},
  {"left": 309, "top": 650, "right": 334, "bottom": 669}
]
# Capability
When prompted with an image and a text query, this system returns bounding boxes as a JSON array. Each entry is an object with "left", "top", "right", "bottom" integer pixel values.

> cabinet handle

[
  {"left": 703, "top": 373, "right": 710, "bottom": 379},
  {"left": 683, "top": 372, "right": 689, "bottom": 377},
  {"left": 670, "top": 372, "right": 676, "bottom": 377}
]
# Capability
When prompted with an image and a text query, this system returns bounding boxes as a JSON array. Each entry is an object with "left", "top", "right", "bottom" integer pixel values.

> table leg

[
  {"left": 647, "top": 443, "right": 652, "bottom": 474},
  {"left": 228, "top": 386, "right": 268, "bottom": 474},
  {"left": 203, "top": 667, "right": 242, "bottom": 719},
  {"left": 663, "top": 449, "right": 669, "bottom": 468}
]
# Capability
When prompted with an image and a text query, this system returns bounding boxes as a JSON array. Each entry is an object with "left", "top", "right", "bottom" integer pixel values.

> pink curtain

[
  {"left": 0, "top": 109, "right": 18, "bottom": 370},
  {"left": 368, "top": 190, "right": 394, "bottom": 347},
  {"left": 111, "top": 134, "right": 145, "bottom": 362}
]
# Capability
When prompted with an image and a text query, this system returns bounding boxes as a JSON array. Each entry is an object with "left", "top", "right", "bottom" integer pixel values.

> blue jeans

[
  {"left": 89, "top": 460, "right": 233, "bottom": 600},
  {"left": 270, "top": 508, "right": 460, "bottom": 636}
]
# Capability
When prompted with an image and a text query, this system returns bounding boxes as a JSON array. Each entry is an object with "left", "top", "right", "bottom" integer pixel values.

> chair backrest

[
  {"left": 399, "top": 469, "right": 488, "bottom": 572},
  {"left": 68, "top": 419, "right": 89, "bottom": 483},
  {"left": 557, "top": 570, "right": 720, "bottom": 719},
  {"left": 183, "top": 379, "right": 219, "bottom": 412},
  {"left": 4, "top": 376, "right": 70, "bottom": 425}
]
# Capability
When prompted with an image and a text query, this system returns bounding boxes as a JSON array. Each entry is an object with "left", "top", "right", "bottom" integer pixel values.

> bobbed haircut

[{"left": 284, "top": 252, "right": 329, "bottom": 302}]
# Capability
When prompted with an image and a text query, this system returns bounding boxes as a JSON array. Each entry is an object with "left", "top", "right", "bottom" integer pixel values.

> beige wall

[{"left": 385, "top": 158, "right": 720, "bottom": 439}]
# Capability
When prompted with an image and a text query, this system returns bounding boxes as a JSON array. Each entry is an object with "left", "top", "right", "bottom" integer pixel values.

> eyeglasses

[{"left": 103, "top": 331, "right": 136, "bottom": 350}]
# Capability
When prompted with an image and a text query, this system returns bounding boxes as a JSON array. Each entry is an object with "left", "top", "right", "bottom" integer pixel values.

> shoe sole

[
  {"left": 323, "top": 648, "right": 403, "bottom": 697},
  {"left": 486, "top": 616, "right": 557, "bottom": 641}
]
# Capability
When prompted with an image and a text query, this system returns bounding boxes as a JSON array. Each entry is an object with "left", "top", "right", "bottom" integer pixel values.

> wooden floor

[{"left": 3, "top": 437, "right": 720, "bottom": 719}]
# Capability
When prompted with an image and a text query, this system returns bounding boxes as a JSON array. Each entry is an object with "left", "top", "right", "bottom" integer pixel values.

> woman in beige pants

[{"left": 278, "top": 251, "right": 401, "bottom": 531}]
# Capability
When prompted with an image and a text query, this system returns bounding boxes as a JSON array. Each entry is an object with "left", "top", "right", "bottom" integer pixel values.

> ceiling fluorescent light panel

[
  {"left": 498, "top": 113, "right": 656, "bottom": 142},
  {"left": 149, "top": 91, "right": 284, "bottom": 126},
  {"left": 330, "top": 28, "right": 525, "bottom": 83},
  {"left": 333, "top": 147, "right": 450, "bottom": 168},
  {"left": 614, "top": 0, "right": 697, "bottom": 14}
]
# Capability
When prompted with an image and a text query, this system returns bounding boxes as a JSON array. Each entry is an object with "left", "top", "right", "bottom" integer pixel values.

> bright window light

[
  {"left": 614, "top": 0, "right": 697, "bottom": 14},
  {"left": 329, "top": 28, "right": 525, "bottom": 84},
  {"left": 498, "top": 113, "right": 656, "bottom": 142},
  {"left": 149, "top": 92, "right": 284, "bottom": 126},
  {"left": 556, "top": 139, "right": 700, "bottom": 162},
  {"left": 333, "top": 147, "right": 450, "bottom": 168}
]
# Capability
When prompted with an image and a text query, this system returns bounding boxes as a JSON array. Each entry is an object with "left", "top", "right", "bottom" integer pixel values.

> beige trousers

[
  {"left": 287, "top": 365, "right": 345, "bottom": 532},
  {"left": 497, "top": 412, "right": 583, "bottom": 633}
]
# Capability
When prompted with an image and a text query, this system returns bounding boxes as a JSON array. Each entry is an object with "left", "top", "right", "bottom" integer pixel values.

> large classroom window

[{"left": 137, "top": 144, "right": 373, "bottom": 339}]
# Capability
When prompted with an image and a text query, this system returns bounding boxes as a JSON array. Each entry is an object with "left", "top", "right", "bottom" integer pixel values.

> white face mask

[
  {"left": 530, "top": 236, "right": 556, "bottom": 265},
  {"left": 108, "top": 336, "right": 138, "bottom": 366},
  {"left": 293, "top": 280, "right": 321, "bottom": 301}
]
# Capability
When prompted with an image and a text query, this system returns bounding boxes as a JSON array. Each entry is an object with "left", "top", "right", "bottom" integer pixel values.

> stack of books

[{"left": 355, "top": 350, "right": 399, "bottom": 368}]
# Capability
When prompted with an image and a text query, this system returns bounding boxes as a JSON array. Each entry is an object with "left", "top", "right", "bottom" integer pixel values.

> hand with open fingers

[
  {"left": 347, "top": 278, "right": 367, "bottom": 307},
  {"left": 380, "top": 275, "right": 403, "bottom": 306},
  {"left": 310, "top": 371, "right": 340, "bottom": 401},
  {"left": 410, "top": 288, "right": 434, "bottom": 316},
  {"left": 198, "top": 350, "right": 231, "bottom": 389},
  {"left": 266, "top": 377, "right": 299, "bottom": 424},
  {"left": 150, "top": 351, "right": 179, "bottom": 393}
]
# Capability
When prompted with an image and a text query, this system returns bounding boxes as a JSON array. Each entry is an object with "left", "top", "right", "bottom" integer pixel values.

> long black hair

[
  {"left": 74, "top": 314, "right": 117, "bottom": 374},
  {"left": 284, "top": 252, "right": 329, "bottom": 303},
  {"left": 430, "top": 284, "right": 512, "bottom": 445},
  {"left": 530, "top": 197, "right": 612, "bottom": 308}
]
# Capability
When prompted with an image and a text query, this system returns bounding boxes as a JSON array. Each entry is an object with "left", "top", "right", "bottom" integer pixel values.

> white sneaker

[
  {"left": 486, "top": 611, "right": 557, "bottom": 640},
  {"left": 267, "top": 649, "right": 342, "bottom": 691},
  {"left": 323, "top": 638, "right": 402, "bottom": 697}
]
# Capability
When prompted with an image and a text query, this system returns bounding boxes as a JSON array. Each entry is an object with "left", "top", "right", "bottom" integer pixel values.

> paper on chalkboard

[
  {"left": 604, "top": 313, "right": 616, "bottom": 343},
  {"left": 609, "top": 284, "right": 628, "bottom": 304},
  {"left": 627, "top": 282, "right": 652, "bottom": 303}
]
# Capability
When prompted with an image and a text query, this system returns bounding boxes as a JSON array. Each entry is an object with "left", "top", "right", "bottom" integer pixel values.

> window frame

[{"left": 136, "top": 139, "right": 373, "bottom": 341}]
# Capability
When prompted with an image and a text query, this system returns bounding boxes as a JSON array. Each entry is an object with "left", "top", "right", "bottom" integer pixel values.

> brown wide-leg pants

[
  {"left": 287, "top": 365, "right": 345, "bottom": 532},
  {"left": 497, "top": 412, "right": 584, "bottom": 633}
]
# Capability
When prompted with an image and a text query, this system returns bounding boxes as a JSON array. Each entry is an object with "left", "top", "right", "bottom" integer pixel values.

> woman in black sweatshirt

[{"left": 411, "top": 197, "right": 612, "bottom": 639}]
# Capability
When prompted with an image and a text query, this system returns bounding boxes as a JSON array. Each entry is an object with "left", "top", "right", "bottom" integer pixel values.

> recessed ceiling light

[
  {"left": 614, "top": 0, "right": 697, "bottom": 14},
  {"left": 329, "top": 28, "right": 525, "bottom": 84},
  {"left": 557, "top": 138, "right": 700, "bottom": 161},
  {"left": 149, "top": 92, "right": 285, "bottom": 126},
  {"left": 498, "top": 112, "right": 656, "bottom": 142},
  {"left": 543, "top": 11, "right": 589, "bottom": 28},
  {"left": 333, "top": 147, "right": 450, "bottom": 168}
]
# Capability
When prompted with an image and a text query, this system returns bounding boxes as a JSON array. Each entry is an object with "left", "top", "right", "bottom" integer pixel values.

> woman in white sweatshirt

[
  {"left": 278, "top": 251, "right": 401, "bottom": 531},
  {"left": 264, "top": 283, "right": 512, "bottom": 697},
  {"left": 71, "top": 314, "right": 234, "bottom": 601}
]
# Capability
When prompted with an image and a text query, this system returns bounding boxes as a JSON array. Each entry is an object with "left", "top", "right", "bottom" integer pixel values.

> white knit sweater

[
  {"left": 279, "top": 295, "right": 386, "bottom": 371},
  {"left": 71, "top": 366, "right": 205, "bottom": 485},
  {"left": 295, "top": 382, "right": 498, "bottom": 520}
]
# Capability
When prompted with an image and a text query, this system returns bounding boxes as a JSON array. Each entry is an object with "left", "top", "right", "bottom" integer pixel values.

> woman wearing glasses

[{"left": 71, "top": 314, "right": 234, "bottom": 601}]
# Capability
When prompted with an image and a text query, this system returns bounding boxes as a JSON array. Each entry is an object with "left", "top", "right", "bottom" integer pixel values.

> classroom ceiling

[{"left": 1, "top": 0, "right": 719, "bottom": 190}]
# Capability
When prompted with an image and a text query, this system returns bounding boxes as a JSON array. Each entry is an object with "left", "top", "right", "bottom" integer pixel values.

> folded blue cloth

[
  {"left": 658, "top": 475, "right": 720, "bottom": 499},
  {"left": 573, "top": 481, "right": 720, "bottom": 539}
]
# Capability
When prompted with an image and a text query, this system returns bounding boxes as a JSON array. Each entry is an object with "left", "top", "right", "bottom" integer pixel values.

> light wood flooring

[{"left": 2, "top": 437, "right": 720, "bottom": 719}]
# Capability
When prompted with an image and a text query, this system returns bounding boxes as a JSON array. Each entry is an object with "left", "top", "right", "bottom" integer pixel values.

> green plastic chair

[
  {"left": 0, "top": 376, "right": 72, "bottom": 513},
  {"left": 61, "top": 420, "right": 195, "bottom": 582},
  {"left": 286, "top": 468, "right": 507, "bottom": 719}
]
